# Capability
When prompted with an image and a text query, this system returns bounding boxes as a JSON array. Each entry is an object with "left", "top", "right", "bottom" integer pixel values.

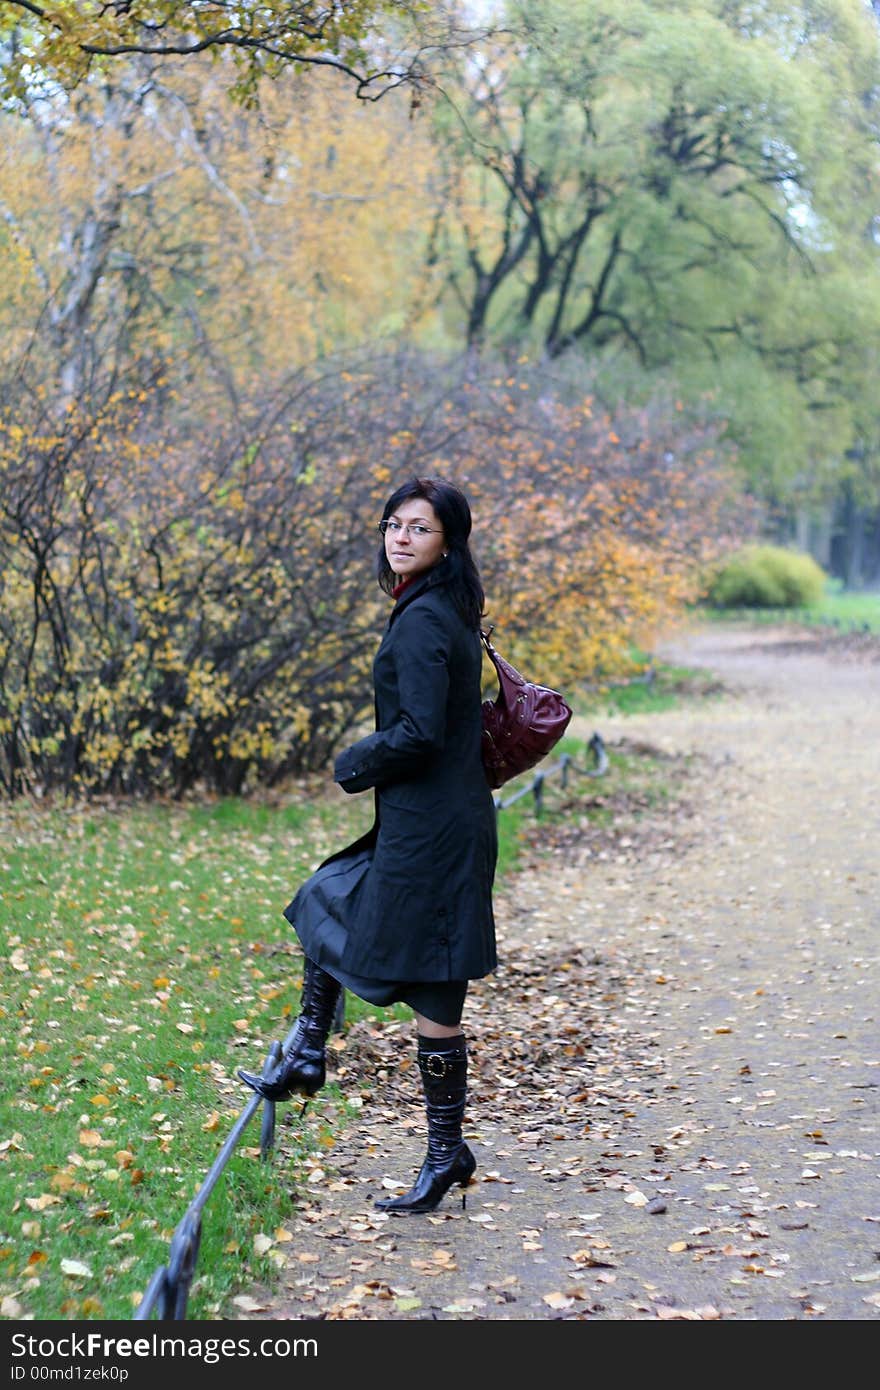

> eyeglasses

[{"left": 378, "top": 519, "right": 442, "bottom": 539}]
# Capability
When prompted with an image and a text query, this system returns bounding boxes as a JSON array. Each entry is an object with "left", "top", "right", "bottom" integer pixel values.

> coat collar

[{"left": 387, "top": 568, "right": 440, "bottom": 624}]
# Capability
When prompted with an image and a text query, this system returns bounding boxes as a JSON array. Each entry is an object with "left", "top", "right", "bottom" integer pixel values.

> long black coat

[{"left": 285, "top": 569, "right": 498, "bottom": 984}]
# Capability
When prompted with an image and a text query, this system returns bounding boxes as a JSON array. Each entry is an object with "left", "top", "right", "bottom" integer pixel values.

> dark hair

[{"left": 377, "top": 476, "right": 485, "bottom": 630}]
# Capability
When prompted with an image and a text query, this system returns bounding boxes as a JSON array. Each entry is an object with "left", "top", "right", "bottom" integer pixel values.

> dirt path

[{"left": 235, "top": 622, "right": 880, "bottom": 1322}]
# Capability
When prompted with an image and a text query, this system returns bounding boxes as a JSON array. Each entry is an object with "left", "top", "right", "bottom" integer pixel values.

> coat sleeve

[{"left": 333, "top": 604, "right": 451, "bottom": 794}]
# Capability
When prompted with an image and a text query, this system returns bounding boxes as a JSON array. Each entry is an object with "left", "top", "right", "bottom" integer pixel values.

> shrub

[
  {"left": 706, "top": 544, "right": 826, "bottom": 609},
  {"left": 0, "top": 349, "right": 745, "bottom": 797}
]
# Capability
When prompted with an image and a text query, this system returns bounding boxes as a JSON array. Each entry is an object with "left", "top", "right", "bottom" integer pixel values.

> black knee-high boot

[
  {"left": 375, "top": 1033, "right": 476, "bottom": 1214},
  {"left": 238, "top": 957, "right": 342, "bottom": 1101}
]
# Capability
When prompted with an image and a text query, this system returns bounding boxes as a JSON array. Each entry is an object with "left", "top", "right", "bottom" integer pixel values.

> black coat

[{"left": 285, "top": 569, "right": 498, "bottom": 984}]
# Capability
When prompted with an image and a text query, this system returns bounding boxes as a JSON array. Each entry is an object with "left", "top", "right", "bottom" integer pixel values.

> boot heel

[
  {"left": 237, "top": 959, "right": 341, "bottom": 1105},
  {"left": 374, "top": 1036, "right": 473, "bottom": 1216}
]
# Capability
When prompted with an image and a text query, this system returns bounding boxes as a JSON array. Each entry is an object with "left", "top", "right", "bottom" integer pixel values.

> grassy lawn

[
  {"left": 1, "top": 785, "right": 378, "bottom": 1320},
  {"left": 806, "top": 582, "right": 880, "bottom": 631},
  {"left": 575, "top": 662, "right": 724, "bottom": 718},
  {"left": 699, "top": 580, "right": 880, "bottom": 634},
  {"left": 0, "top": 673, "right": 704, "bottom": 1322}
]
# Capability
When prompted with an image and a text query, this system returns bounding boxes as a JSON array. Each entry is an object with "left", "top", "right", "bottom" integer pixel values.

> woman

[{"left": 238, "top": 477, "right": 497, "bottom": 1214}]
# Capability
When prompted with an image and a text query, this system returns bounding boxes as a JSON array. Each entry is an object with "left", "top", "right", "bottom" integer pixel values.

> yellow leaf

[
  {"left": 543, "top": 1291, "right": 574, "bottom": 1309},
  {"left": 25, "top": 1194, "right": 61, "bottom": 1211}
]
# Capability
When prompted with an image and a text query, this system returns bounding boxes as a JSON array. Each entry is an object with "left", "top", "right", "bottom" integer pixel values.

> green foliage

[
  {"left": 705, "top": 544, "right": 826, "bottom": 609},
  {"left": 429, "top": 0, "right": 880, "bottom": 509}
]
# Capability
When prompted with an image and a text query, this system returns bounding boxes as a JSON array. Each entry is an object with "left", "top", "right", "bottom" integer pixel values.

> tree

[
  {"left": 430, "top": 1, "right": 878, "bottom": 350},
  {"left": 426, "top": 0, "right": 880, "bottom": 513},
  {"left": 0, "top": 345, "right": 743, "bottom": 797},
  {"left": 0, "top": 56, "right": 444, "bottom": 401},
  {"left": 0, "top": 1, "right": 483, "bottom": 105}
]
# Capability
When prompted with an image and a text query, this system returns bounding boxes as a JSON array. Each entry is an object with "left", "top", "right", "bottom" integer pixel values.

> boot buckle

[{"left": 420, "top": 1052, "right": 451, "bottom": 1080}]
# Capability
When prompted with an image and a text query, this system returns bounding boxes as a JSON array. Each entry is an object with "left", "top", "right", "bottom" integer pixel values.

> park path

[{"left": 235, "top": 621, "right": 880, "bottom": 1322}]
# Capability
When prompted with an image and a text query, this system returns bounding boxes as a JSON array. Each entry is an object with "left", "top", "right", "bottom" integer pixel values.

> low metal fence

[
  {"left": 133, "top": 1047, "right": 284, "bottom": 1321},
  {"left": 494, "top": 731, "right": 608, "bottom": 816},
  {"left": 133, "top": 731, "right": 609, "bottom": 1320}
]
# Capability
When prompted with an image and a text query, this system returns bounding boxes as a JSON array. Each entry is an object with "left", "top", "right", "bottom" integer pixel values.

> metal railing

[
  {"left": 133, "top": 1040, "right": 286, "bottom": 1321},
  {"left": 133, "top": 732, "right": 609, "bottom": 1320},
  {"left": 494, "top": 731, "right": 608, "bottom": 816}
]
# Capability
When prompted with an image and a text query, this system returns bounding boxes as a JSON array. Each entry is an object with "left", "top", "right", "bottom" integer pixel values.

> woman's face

[{"left": 384, "top": 497, "right": 447, "bottom": 580}]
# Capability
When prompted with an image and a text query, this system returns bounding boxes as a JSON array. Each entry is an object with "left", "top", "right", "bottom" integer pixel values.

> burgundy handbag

[{"left": 480, "top": 627, "right": 573, "bottom": 790}]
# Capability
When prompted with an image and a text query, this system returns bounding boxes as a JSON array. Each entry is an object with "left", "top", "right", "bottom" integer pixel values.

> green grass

[
  {"left": 0, "top": 787, "right": 381, "bottom": 1320},
  {"left": 0, "top": 718, "right": 690, "bottom": 1321},
  {"left": 805, "top": 582, "right": 880, "bottom": 632},
  {"left": 699, "top": 579, "right": 880, "bottom": 634},
  {"left": 573, "top": 657, "right": 725, "bottom": 719}
]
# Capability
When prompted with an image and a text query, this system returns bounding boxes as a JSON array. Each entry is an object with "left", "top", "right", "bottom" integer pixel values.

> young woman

[{"left": 238, "top": 477, "right": 497, "bottom": 1214}]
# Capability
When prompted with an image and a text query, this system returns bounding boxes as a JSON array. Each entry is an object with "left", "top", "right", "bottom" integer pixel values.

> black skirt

[
  {"left": 285, "top": 843, "right": 470, "bottom": 1025},
  {"left": 329, "top": 967, "right": 468, "bottom": 1027}
]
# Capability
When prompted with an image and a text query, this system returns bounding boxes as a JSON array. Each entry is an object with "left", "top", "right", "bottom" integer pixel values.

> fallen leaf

[
  {"left": 625, "top": 1190, "right": 649, "bottom": 1207},
  {"left": 231, "top": 1295, "right": 268, "bottom": 1312},
  {"left": 543, "top": 1291, "right": 574, "bottom": 1309},
  {"left": 25, "top": 1194, "right": 61, "bottom": 1211}
]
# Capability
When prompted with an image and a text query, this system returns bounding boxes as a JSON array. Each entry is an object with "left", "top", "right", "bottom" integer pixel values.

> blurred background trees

[{"left": 0, "top": 0, "right": 877, "bottom": 795}]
